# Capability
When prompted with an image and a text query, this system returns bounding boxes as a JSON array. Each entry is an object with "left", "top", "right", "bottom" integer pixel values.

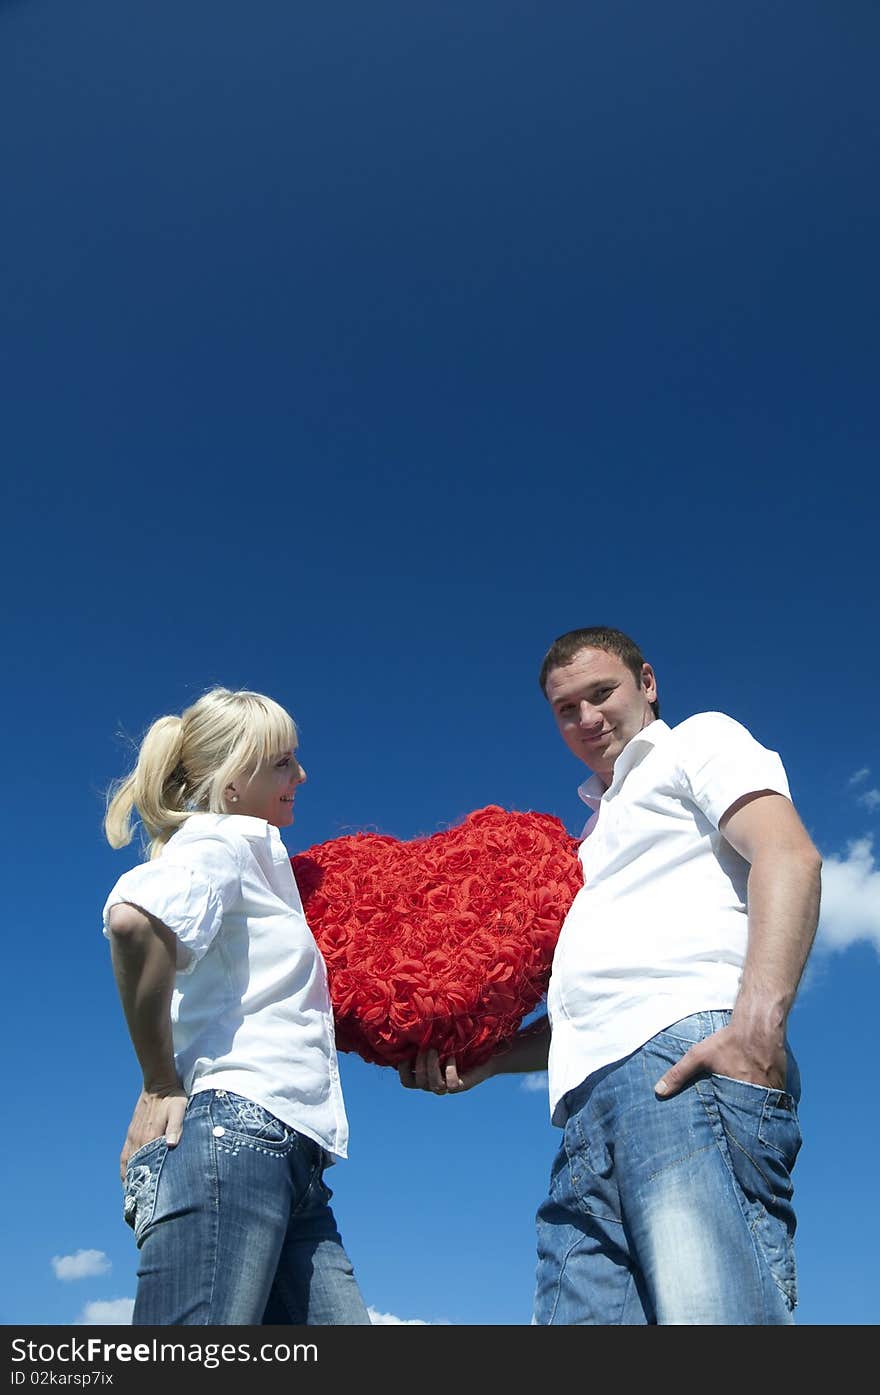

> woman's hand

[{"left": 120, "top": 1085, "right": 187, "bottom": 1179}]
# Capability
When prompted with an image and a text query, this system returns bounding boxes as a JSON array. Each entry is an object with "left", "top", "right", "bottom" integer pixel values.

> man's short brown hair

[{"left": 538, "top": 626, "right": 660, "bottom": 719}]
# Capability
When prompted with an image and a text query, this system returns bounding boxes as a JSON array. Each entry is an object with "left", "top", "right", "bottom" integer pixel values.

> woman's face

[{"left": 226, "top": 748, "right": 307, "bottom": 826}]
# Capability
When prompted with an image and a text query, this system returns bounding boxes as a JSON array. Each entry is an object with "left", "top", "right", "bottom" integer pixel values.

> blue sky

[{"left": 2, "top": 1, "right": 878, "bottom": 1326}]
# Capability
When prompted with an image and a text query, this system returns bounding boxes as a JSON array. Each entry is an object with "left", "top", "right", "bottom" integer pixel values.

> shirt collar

[
  {"left": 577, "top": 719, "right": 671, "bottom": 808},
  {"left": 180, "top": 812, "right": 281, "bottom": 845}
]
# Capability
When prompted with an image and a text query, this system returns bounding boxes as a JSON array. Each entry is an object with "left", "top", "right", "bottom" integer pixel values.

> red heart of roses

[{"left": 291, "top": 805, "right": 582, "bottom": 1071}]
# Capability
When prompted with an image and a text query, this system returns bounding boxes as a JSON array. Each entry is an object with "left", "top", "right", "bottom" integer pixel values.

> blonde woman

[{"left": 103, "top": 688, "right": 371, "bottom": 1325}]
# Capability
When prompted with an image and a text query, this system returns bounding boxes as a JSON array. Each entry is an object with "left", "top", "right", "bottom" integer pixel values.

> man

[{"left": 400, "top": 626, "right": 821, "bottom": 1325}]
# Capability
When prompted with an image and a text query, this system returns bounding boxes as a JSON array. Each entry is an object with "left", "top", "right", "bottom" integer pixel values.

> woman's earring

[{"left": 229, "top": 792, "right": 239, "bottom": 803}]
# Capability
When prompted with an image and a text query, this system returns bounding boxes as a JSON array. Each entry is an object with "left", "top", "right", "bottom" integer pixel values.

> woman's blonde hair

[{"left": 104, "top": 688, "right": 297, "bottom": 859}]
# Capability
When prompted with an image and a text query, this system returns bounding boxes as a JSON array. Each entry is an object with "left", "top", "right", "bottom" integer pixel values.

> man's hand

[
  {"left": 398, "top": 1018, "right": 551, "bottom": 1095},
  {"left": 120, "top": 1085, "right": 188, "bottom": 1179},
  {"left": 654, "top": 1021, "right": 787, "bottom": 1098},
  {"left": 398, "top": 1049, "right": 497, "bottom": 1095}
]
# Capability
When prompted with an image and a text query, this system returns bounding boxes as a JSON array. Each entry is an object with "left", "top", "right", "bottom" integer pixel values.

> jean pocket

[
  {"left": 209, "top": 1091, "right": 292, "bottom": 1151},
  {"left": 560, "top": 1097, "right": 620, "bottom": 1224},
  {"left": 710, "top": 1074, "right": 802, "bottom": 1170},
  {"left": 123, "top": 1136, "right": 167, "bottom": 1245},
  {"left": 758, "top": 1090, "right": 802, "bottom": 1162},
  {"left": 703, "top": 1073, "right": 801, "bottom": 1309}
]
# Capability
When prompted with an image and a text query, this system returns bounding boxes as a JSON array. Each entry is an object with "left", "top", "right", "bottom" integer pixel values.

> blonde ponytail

[
  {"left": 104, "top": 689, "right": 297, "bottom": 859},
  {"left": 104, "top": 715, "right": 190, "bottom": 856}
]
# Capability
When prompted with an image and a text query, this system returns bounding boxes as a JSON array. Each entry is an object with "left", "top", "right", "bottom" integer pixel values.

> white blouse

[{"left": 102, "top": 813, "right": 349, "bottom": 1160}]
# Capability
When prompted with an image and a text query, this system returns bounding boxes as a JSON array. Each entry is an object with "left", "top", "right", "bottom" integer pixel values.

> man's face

[{"left": 544, "top": 647, "right": 657, "bottom": 784}]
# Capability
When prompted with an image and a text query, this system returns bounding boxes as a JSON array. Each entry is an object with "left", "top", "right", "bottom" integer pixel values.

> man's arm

[
  {"left": 655, "top": 791, "right": 822, "bottom": 1097},
  {"left": 108, "top": 903, "right": 188, "bottom": 1175},
  {"left": 399, "top": 1016, "right": 551, "bottom": 1094}
]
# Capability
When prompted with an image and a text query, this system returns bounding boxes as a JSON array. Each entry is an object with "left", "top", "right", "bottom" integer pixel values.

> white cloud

[
  {"left": 848, "top": 767, "right": 870, "bottom": 786},
  {"left": 857, "top": 789, "right": 880, "bottom": 810},
  {"left": 76, "top": 1298, "right": 134, "bottom": 1325},
  {"left": 367, "top": 1307, "right": 431, "bottom": 1325},
  {"left": 817, "top": 836, "right": 880, "bottom": 954},
  {"left": 520, "top": 1072, "right": 548, "bottom": 1093},
  {"left": 52, "top": 1250, "right": 111, "bottom": 1281}
]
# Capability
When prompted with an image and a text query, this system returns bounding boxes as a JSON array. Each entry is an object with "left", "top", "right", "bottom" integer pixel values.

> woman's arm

[{"left": 108, "top": 902, "right": 188, "bottom": 1176}]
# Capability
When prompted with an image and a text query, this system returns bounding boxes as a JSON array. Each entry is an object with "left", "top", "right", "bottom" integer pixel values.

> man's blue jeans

[
  {"left": 534, "top": 1011, "right": 802, "bottom": 1325},
  {"left": 123, "top": 1090, "right": 371, "bottom": 1325}
]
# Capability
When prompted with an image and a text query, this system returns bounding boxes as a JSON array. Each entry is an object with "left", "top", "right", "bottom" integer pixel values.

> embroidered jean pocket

[
  {"left": 122, "top": 1137, "right": 168, "bottom": 1245},
  {"left": 209, "top": 1091, "right": 292, "bottom": 1152}
]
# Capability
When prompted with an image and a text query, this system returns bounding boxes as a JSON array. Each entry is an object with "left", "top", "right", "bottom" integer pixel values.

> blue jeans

[
  {"left": 123, "top": 1090, "right": 371, "bottom": 1325},
  {"left": 534, "top": 1011, "right": 802, "bottom": 1325}
]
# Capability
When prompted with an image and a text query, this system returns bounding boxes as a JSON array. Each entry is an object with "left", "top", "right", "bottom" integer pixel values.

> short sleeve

[
  {"left": 102, "top": 833, "right": 242, "bottom": 973},
  {"left": 673, "top": 712, "right": 791, "bottom": 830}
]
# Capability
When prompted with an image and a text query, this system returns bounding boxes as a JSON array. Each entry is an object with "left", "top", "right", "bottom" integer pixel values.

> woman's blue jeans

[
  {"left": 123, "top": 1090, "right": 371, "bottom": 1325},
  {"left": 534, "top": 1011, "right": 802, "bottom": 1325}
]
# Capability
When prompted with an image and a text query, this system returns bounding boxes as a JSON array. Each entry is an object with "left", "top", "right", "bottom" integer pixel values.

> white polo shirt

[
  {"left": 546, "top": 712, "right": 791, "bottom": 1125},
  {"left": 102, "top": 813, "right": 349, "bottom": 1160}
]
